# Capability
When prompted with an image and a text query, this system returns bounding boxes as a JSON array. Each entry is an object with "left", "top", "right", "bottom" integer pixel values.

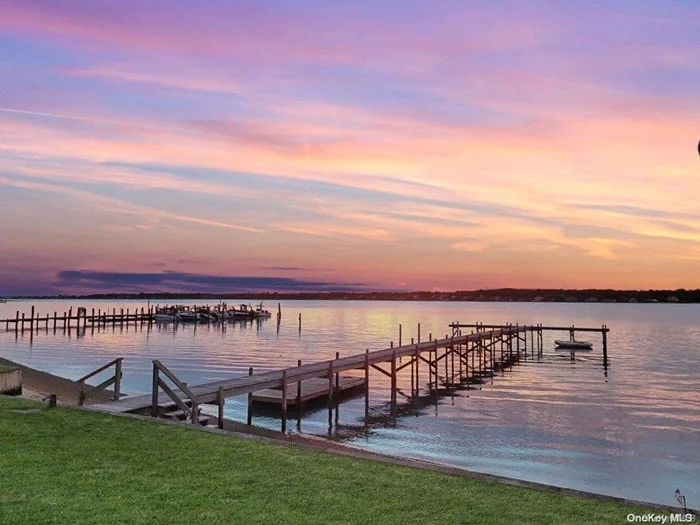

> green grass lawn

[{"left": 0, "top": 396, "right": 649, "bottom": 524}]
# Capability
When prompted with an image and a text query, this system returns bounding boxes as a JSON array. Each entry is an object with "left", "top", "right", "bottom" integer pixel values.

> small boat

[
  {"left": 228, "top": 304, "right": 255, "bottom": 319},
  {"left": 176, "top": 311, "right": 199, "bottom": 322},
  {"left": 554, "top": 339, "right": 593, "bottom": 350},
  {"left": 154, "top": 313, "right": 176, "bottom": 323},
  {"left": 254, "top": 302, "right": 272, "bottom": 319}
]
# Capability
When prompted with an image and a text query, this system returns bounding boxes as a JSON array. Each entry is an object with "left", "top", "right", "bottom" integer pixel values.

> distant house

[{"left": 667, "top": 296, "right": 680, "bottom": 303}]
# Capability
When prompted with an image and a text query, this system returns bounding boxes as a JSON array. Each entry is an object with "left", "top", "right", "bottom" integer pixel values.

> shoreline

[
  {"left": 3, "top": 358, "right": 692, "bottom": 514},
  {"left": 0, "top": 356, "right": 114, "bottom": 405}
]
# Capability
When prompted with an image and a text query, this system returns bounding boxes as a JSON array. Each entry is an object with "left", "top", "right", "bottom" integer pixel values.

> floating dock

[{"left": 252, "top": 376, "right": 365, "bottom": 407}]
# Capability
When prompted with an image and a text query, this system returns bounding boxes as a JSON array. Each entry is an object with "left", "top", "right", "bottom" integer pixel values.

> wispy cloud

[{"left": 53, "top": 270, "right": 366, "bottom": 293}]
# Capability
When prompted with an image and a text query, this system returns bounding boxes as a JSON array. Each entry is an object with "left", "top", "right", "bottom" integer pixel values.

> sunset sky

[{"left": 1, "top": 1, "right": 699, "bottom": 295}]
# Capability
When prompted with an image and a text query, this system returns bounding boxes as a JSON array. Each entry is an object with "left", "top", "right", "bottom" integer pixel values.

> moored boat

[
  {"left": 254, "top": 302, "right": 272, "bottom": 318},
  {"left": 555, "top": 339, "right": 593, "bottom": 350},
  {"left": 176, "top": 311, "right": 199, "bottom": 322}
]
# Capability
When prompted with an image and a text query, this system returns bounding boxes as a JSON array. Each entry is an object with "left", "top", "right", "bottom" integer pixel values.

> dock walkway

[{"left": 91, "top": 327, "right": 530, "bottom": 421}]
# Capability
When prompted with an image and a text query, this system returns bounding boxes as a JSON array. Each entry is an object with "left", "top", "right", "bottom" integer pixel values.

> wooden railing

[
  {"left": 151, "top": 360, "right": 200, "bottom": 424},
  {"left": 77, "top": 358, "right": 123, "bottom": 406}
]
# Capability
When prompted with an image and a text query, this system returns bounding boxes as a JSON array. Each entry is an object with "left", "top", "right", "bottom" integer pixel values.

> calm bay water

[{"left": 1, "top": 299, "right": 698, "bottom": 507}]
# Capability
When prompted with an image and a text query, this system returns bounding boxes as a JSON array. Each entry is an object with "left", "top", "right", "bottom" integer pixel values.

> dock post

[
  {"left": 410, "top": 349, "right": 415, "bottom": 394},
  {"left": 30, "top": 305, "right": 34, "bottom": 332},
  {"left": 364, "top": 350, "right": 370, "bottom": 419},
  {"left": 218, "top": 387, "right": 224, "bottom": 429},
  {"left": 298, "top": 313, "right": 301, "bottom": 333},
  {"left": 417, "top": 323, "right": 421, "bottom": 343},
  {"left": 327, "top": 360, "right": 334, "bottom": 427},
  {"left": 296, "top": 360, "right": 302, "bottom": 430},
  {"left": 391, "top": 351, "right": 397, "bottom": 417},
  {"left": 414, "top": 345, "right": 419, "bottom": 396},
  {"left": 21, "top": 312, "right": 25, "bottom": 332},
  {"left": 114, "top": 358, "right": 122, "bottom": 401},
  {"left": 14, "top": 311, "right": 19, "bottom": 334},
  {"left": 433, "top": 340, "right": 438, "bottom": 390},
  {"left": 450, "top": 340, "right": 455, "bottom": 392},
  {"left": 602, "top": 325, "right": 608, "bottom": 366},
  {"left": 335, "top": 352, "right": 340, "bottom": 397},
  {"left": 151, "top": 363, "right": 159, "bottom": 417},
  {"left": 281, "top": 370, "right": 288, "bottom": 433},
  {"left": 465, "top": 340, "right": 470, "bottom": 388},
  {"left": 399, "top": 324, "right": 402, "bottom": 347},
  {"left": 247, "top": 367, "right": 253, "bottom": 426},
  {"left": 444, "top": 342, "right": 448, "bottom": 385}
]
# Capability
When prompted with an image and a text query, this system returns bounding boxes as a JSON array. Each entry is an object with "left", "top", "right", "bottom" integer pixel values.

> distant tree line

[{"left": 6, "top": 288, "right": 700, "bottom": 303}]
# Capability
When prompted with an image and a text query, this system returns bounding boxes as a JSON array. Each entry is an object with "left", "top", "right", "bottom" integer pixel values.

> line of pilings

[{"left": 2, "top": 306, "right": 156, "bottom": 333}]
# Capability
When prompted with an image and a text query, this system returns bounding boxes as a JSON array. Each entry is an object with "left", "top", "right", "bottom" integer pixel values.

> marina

[{"left": 1, "top": 302, "right": 277, "bottom": 332}]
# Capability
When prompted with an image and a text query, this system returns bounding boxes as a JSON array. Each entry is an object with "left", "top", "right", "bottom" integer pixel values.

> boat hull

[{"left": 554, "top": 339, "right": 593, "bottom": 350}]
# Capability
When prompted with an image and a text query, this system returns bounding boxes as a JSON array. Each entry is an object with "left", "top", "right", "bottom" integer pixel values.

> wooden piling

[
  {"left": 114, "top": 358, "right": 122, "bottom": 401},
  {"left": 390, "top": 351, "right": 397, "bottom": 417},
  {"left": 364, "top": 350, "right": 370, "bottom": 419},
  {"left": 247, "top": 367, "right": 253, "bottom": 425},
  {"left": 602, "top": 324, "right": 608, "bottom": 365},
  {"left": 151, "top": 364, "right": 159, "bottom": 417},
  {"left": 296, "top": 360, "right": 302, "bottom": 408},
  {"left": 327, "top": 360, "right": 334, "bottom": 426},
  {"left": 281, "top": 370, "right": 288, "bottom": 433},
  {"left": 417, "top": 323, "right": 421, "bottom": 343},
  {"left": 296, "top": 359, "right": 302, "bottom": 431},
  {"left": 218, "top": 386, "right": 224, "bottom": 429},
  {"left": 335, "top": 352, "right": 340, "bottom": 396},
  {"left": 30, "top": 305, "right": 34, "bottom": 332},
  {"left": 414, "top": 345, "right": 420, "bottom": 396},
  {"left": 399, "top": 324, "right": 402, "bottom": 347},
  {"left": 298, "top": 313, "right": 302, "bottom": 332}
]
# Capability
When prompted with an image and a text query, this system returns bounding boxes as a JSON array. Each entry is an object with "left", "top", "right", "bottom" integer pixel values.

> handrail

[
  {"left": 448, "top": 323, "right": 609, "bottom": 332},
  {"left": 76, "top": 357, "right": 122, "bottom": 383},
  {"left": 151, "top": 360, "right": 199, "bottom": 424},
  {"left": 78, "top": 358, "right": 122, "bottom": 406}
]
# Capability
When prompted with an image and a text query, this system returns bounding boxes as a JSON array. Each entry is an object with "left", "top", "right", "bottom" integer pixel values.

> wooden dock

[
  {"left": 1, "top": 306, "right": 156, "bottom": 332},
  {"left": 90, "top": 324, "right": 550, "bottom": 432}
]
